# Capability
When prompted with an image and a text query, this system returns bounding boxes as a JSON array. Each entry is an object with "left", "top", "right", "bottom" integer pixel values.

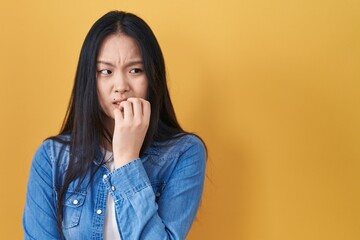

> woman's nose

[{"left": 114, "top": 73, "right": 130, "bottom": 93}]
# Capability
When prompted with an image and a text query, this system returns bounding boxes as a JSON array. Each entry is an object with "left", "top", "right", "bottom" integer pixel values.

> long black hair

[{"left": 53, "top": 11, "right": 191, "bottom": 234}]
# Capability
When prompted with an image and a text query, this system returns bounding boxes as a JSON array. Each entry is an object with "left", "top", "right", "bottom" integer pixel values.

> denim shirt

[{"left": 23, "top": 134, "right": 206, "bottom": 240}]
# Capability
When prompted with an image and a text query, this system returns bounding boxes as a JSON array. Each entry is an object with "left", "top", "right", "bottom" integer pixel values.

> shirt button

[
  {"left": 111, "top": 186, "right": 116, "bottom": 191},
  {"left": 155, "top": 192, "right": 161, "bottom": 197},
  {"left": 103, "top": 174, "right": 107, "bottom": 179},
  {"left": 96, "top": 209, "right": 102, "bottom": 215},
  {"left": 73, "top": 199, "right": 79, "bottom": 205}
]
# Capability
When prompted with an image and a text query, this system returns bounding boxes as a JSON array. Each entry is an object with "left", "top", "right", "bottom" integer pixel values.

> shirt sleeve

[
  {"left": 23, "top": 142, "right": 61, "bottom": 240},
  {"left": 102, "top": 136, "right": 207, "bottom": 240}
]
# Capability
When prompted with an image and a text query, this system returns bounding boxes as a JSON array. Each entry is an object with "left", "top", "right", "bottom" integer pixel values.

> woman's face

[{"left": 96, "top": 34, "right": 148, "bottom": 125}]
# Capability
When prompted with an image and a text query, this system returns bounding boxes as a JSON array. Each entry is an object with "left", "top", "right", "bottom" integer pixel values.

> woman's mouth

[{"left": 112, "top": 98, "right": 127, "bottom": 105}]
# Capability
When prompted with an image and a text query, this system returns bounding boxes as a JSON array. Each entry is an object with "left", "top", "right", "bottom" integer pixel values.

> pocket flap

[{"left": 64, "top": 191, "right": 86, "bottom": 208}]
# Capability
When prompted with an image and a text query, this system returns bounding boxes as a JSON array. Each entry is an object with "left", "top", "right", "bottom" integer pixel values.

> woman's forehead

[{"left": 97, "top": 34, "right": 142, "bottom": 62}]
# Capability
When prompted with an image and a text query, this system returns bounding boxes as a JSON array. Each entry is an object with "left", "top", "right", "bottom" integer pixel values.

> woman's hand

[{"left": 112, "top": 97, "right": 151, "bottom": 168}]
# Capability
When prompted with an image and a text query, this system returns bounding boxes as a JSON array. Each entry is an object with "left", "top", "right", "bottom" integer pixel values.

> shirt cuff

[{"left": 102, "top": 159, "right": 151, "bottom": 201}]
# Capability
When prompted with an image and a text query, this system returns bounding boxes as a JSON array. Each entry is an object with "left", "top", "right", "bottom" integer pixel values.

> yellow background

[{"left": 1, "top": 0, "right": 359, "bottom": 239}]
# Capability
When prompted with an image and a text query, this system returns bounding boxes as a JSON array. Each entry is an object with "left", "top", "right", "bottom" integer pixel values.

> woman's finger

[
  {"left": 113, "top": 107, "right": 123, "bottom": 122},
  {"left": 126, "top": 98, "right": 143, "bottom": 118},
  {"left": 120, "top": 100, "right": 133, "bottom": 120},
  {"left": 142, "top": 100, "right": 151, "bottom": 123}
]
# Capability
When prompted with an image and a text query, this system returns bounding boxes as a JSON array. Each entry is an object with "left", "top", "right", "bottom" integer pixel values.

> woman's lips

[{"left": 112, "top": 98, "right": 127, "bottom": 105}]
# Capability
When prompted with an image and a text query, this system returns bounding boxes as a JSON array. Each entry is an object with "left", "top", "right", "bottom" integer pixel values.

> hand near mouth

[
  {"left": 112, "top": 97, "right": 128, "bottom": 109},
  {"left": 112, "top": 97, "right": 151, "bottom": 168}
]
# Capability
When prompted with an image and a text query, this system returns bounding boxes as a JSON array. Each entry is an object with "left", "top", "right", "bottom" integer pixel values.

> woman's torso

[{"left": 44, "top": 134, "right": 196, "bottom": 239}]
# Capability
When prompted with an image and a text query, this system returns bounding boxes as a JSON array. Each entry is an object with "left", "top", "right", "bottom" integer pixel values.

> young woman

[{"left": 23, "top": 11, "right": 206, "bottom": 239}]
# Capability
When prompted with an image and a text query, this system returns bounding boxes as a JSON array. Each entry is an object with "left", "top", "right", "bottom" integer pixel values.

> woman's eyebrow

[
  {"left": 96, "top": 60, "right": 115, "bottom": 67},
  {"left": 125, "top": 60, "right": 144, "bottom": 68},
  {"left": 96, "top": 60, "right": 143, "bottom": 68}
]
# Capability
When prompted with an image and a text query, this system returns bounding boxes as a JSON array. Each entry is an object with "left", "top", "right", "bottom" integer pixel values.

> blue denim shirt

[{"left": 23, "top": 134, "right": 206, "bottom": 239}]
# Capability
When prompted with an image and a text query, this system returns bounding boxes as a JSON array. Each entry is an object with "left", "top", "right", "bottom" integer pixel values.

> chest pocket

[{"left": 62, "top": 191, "right": 86, "bottom": 229}]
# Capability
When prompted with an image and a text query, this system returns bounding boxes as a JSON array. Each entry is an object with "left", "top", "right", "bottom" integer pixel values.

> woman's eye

[
  {"left": 99, "top": 69, "right": 112, "bottom": 75},
  {"left": 129, "top": 68, "right": 143, "bottom": 74}
]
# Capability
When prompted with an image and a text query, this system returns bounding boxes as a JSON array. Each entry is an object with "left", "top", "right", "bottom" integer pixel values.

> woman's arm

[
  {"left": 23, "top": 142, "right": 61, "bottom": 240},
  {"left": 103, "top": 136, "right": 206, "bottom": 239}
]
